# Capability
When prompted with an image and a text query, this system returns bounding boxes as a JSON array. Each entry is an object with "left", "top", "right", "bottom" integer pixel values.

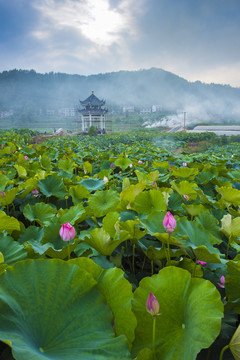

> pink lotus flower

[
  {"left": 146, "top": 292, "right": 161, "bottom": 317},
  {"left": 31, "top": 189, "right": 39, "bottom": 195},
  {"left": 183, "top": 194, "right": 189, "bottom": 201},
  {"left": 24, "top": 156, "right": 29, "bottom": 160},
  {"left": 183, "top": 162, "right": 187, "bottom": 167},
  {"left": 163, "top": 211, "right": 176, "bottom": 233},
  {"left": 138, "top": 160, "right": 143, "bottom": 164},
  {"left": 1, "top": 144, "right": 4, "bottom": 148},
  {"left": 197, "top": 260, "right": 207, "bottom": 266},
  {"left": 129, "top": 163, "right": 133, "bottom": 168},
  {"left": 1, "top": 191, "right": 5, "bottom": 197},
  {"left": 59, "top": 223, "right": 76, "bottom": 242},
  {"left": 152, "top": 181, "right": 156, "bottom": 187},
  {"left": 110, "top": 163, "right": 114, "bottom": 169},
  {"left": 1, "top": 171, "right": 4, "bottom": 174},
  {"left": 217, "top": 275, "right": 225, "bottom": 288}
]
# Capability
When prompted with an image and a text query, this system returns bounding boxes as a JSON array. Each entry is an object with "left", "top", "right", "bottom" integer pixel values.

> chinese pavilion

[{"left": 78, "top": 91, "right": 108, "bottom": 134}]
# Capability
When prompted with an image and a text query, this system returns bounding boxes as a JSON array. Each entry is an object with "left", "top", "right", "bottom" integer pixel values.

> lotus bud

[
  {"left": 1, "top": 144, "right": 4, "bottom": 148},
  {"left": 146, "top": 292, "right": 161, "bottom": 317},
  {"left": 217, "top": 275, "right": 225, "bottom": 288},
  {"left": 24, "top": 156, "right": 29, "bottom": 160},
  {"left": 183, "top": 162, "right": 187, "bottom": 167},
  {"left": 138, "top": 160, "right": 143, "bottom": 164},
  {"left": 59, "top": 223, "right": 76, "bottom": 242},
  {"left": 110, "top": 163, "right": 114, "bottom": 169},
  {"left": 129, "top": 163, "right": 133, "bottom": 168},
  {"left": 32, "top": 189, "right": 39, "bottom": 195},
  {"left": 103, "top": 176, "right": 108, "bottom": 184},
  {"left": 163, "top": 211, "right": 176, "bottom": 233},
  {"left": 1, "top": 191, "right": 5, "bottom": 197},
  {"left": 197, "top": 260, "right": 207, "bottom": 266},
  {"left": 183, "top": 194, "right": 189, "bottom": 201},
  {"left": 152, "top": 181, "right": 156, "bottom": 187}
]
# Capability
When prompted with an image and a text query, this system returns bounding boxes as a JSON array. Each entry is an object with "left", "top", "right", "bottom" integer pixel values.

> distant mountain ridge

[{"left": 0, "top": 68, "right": 240, "bottom": 120}]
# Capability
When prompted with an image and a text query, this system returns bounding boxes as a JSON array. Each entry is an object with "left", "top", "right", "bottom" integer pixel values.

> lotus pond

[{"left": 0, "top": 129, "right": 239, "bottom": 360}]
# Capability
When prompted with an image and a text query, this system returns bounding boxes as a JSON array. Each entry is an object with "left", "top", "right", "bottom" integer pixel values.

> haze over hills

[{"left": 0, "top": 68, "right": 240, "bottom": 124}]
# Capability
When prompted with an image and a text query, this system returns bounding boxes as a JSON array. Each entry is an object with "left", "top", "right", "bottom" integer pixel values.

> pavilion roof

[{"left": 80, "top": 92, "right": 105, "bottom": 107}]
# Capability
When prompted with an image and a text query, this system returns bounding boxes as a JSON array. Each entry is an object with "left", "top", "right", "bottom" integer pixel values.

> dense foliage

[{"left": 0, "top": 130, "right": 239, "bottom": 360}]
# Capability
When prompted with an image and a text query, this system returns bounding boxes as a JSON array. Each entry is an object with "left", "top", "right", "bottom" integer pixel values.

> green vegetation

[{"left": 0, "top": 129, "right": 239, "bottom": 359}]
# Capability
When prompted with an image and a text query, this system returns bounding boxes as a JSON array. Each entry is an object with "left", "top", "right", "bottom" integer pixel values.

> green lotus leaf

[
  {"left": 171, "top": 167, "right": 198, "bottom": 179},
  {"left": 114, "top": 157, "right": 132, "bottom": 171},
  {"left": 0, "top": 211, "right": 20, "bottom": 234},
  {"left": 135, "top": 348, "right": 153, "bottom": 360},
  {"left": 217, "top": 186, "right": 240, "bottom": 206},
  {"left": 23, "top": 202, "right": 56, "bottom": 226},
  {"left": 102, "top": 212, "right": 130, "bottom": 243},
  {"left": 0, "top": 259, "right": 131, "bottom": 360},
  {"left": 42, "top": 218, "right": 77, "bottom": 259},
  {"left": 172, "top": 258, "right": 203, "bottom": 277},
  {"left": 18, "top": 226, "right": 45, "bottom": 245},
  {"left": 102, "top": 212, "right": 120, "bottom": 237},
  {"left": 84, "top": 228, "right": 126, "bottom": 256},
  {"left": 57, "top": 159, "right": 75, "bottom": 173},
  {"left": 168, "top": 193, "right": 185, "bottom": 212},
  {"left": 0, "top": 233, "right": 27, "bottom": 265},
  {"left": 21, "top": 145, "right": 36, "bottom": 155},
  {"left": 58, "top": 204, "right": 85, "bottom": 225},
  {"left": 17, "top": 177, "right": 38, "bottom": 198},
  {"left": 195, "top": 171, "right": 215, "bottom": 184},
  {"left": 38, "top": 174, "right": 67, "bottom": 198},
  {"left": 181, "top": 204, "right": 206, "bottom": 217},
  {"left": 39, "top": 155, "right": 52, "bottom": 170},
  {"left": 120, "top": 183, "right": 146, "bottom": 207},
  {"left": 83, "top": 161, "right": 92, "bottom": 175},
  {"left": 0, "top": 174, "right": 11, "bottom": 192},
  {"left": 120, "top": 220, "right": 146, "bottom": 245},
  {"left": 221, "top": 214, "right": 240, "bottom": 239},
  {"left": 18, "top": 226, "right": 46, "bottom": 255},
  {"left": 154, "top": 233, "right": 182, "bottom": 247},
  {"left": 14, "top": 164, "right": 27, "bottom": 178},
  {"left": 0, "top": 188, "right": 19, "bottom": 206},
  {"left": 69, "top": 184, "right": 90, "bottom": 204},
  {"left": 88, "top": 190, "right": 120, "bottom": 217},
  {"left": 69, "top": 258, "right": 137, "bottom": 345},
  {"left": 133, "top": 190, "right": 166, "bottom": 214},
  {"left": 176, "top": 218, "right": 221, "bottom": 260},
  {"left": 193, "top": 246, "right": 222, "bottom": 263},
  {"left": 139, "top": 212, "right": 166, "bottom": 235},
  {"left": 132, "top": 267, "right": 223, "bottom": 359},
  {"left": 226, "top": 260, "right": 240, "bottom": 313},
  {"left": 170, "top": 180, "right": 198, "bottom": 199},
  {"left": 196, "top": 212, "right": 222, "bottom": 244},
  {"left": 80, "top": 178, "right": 105, "bottom": 192}
]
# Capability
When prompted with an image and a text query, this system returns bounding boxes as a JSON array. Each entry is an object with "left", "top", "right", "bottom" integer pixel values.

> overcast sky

[{"left": 1, "top": 0, "right": 240, "bottom": 87}]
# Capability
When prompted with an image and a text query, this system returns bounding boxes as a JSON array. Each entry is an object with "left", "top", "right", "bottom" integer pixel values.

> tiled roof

[{"left": 80, "top": 93, "right": 105, "bottom": 106}]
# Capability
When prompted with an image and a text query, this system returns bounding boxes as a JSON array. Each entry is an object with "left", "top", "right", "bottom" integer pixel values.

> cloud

[{"left": 29, "top": 0, "right": 146, "bottom": 73}]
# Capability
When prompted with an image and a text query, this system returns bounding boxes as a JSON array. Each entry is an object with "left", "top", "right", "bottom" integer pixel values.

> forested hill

[{"left": 0, "top": 68, "right": 240, "bottom": 117}]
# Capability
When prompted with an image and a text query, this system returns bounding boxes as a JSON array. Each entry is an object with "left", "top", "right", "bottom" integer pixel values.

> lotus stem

[
  {"left": 219, "top": 344, "right": 229, "bottom": 360},
  {"left": 152, "top": 316, "right": 157, "bottom": 360},
  {"left": 226, "top": 236, "right": 231, "bottom": 259},
  {"left": 67, "top": 244, "right": 70, "bottom": 261},
  {"left": 167, "top": 233, "right": 171, "bottom": 266},
  {"left": 192, "top": 260, "right": 197, "bottom": 277},
  {"left": 151, "top": 260, "right": 154, "bottom": 276},
  {"left": 132, "top": 244, "right": 135, "bottom": 274},
  {"left": 141, "top": 255, "right": 146, "bottom": 271}
]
